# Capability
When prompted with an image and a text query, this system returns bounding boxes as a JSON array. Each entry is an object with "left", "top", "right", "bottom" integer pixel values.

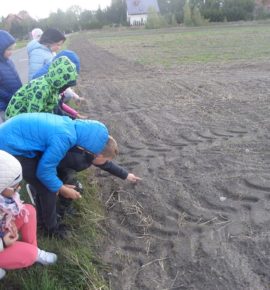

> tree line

[{"left": 0, "top": 0, "right": 269, "bottom": 39}]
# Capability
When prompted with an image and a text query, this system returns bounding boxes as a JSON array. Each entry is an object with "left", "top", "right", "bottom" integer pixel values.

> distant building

[
  {"left": 4, "top": 14, "right": 23, "bottom": 31},
  {"left": 3, "top": 11, "right": 33, "bottom": 31},
  {"left": 126, "top": 0, "right": 160, "bottom": 26},
  {"left": 255, "top": 0, "right": 270, "bottom": 10}
]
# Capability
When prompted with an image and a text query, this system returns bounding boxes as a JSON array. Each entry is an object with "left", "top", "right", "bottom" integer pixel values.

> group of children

[{"left": 0, "top": 28, "right": 141, "bottom": 279}]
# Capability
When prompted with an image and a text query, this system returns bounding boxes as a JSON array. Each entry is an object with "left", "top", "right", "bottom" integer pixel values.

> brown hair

[{"left": 101, "top": 136, "right": 119, "bottom": 158}]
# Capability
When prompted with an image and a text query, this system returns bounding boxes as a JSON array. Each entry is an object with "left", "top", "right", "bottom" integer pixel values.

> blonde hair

[{"left": 101, "top": 136, "right": 119, "bottom": 158}]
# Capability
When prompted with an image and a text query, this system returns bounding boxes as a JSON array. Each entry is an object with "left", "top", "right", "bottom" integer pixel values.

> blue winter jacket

[
  {"left": 32, "top": 50, "right": 80, "bottom": 79},
  {"left": 0, "top": 113, "right": 109, "bottom": 192},
  {"left": 0, "top": 30, "right": 22, "bottom": 111},
  {"left": 27, "top": 40, "right": 53, "bottom": 80}
]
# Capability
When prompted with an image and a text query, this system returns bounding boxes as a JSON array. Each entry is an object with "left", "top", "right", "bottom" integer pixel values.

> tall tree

[{"left": 184, "top": 0, "right": 193, "bottom": 25}]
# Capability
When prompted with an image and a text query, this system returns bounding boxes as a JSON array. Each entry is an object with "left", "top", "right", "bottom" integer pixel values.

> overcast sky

[{"left": 1, "top": 0, "right": 112, "bottom": 19}]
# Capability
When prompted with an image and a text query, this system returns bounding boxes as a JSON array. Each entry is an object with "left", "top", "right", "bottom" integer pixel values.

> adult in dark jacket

[{"left": 0, "top": 30, "right": 22, "bottom": 122}]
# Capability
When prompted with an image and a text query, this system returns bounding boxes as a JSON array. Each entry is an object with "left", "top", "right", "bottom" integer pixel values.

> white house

[{"left": 126, "top": 0, "right": 160, "bottom": 26}]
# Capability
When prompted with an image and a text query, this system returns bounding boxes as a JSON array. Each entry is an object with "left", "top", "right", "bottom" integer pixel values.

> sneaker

[
  {"left": 37, "top": 249, "right": 57, "bottom": 265},
  {"left": 26, "top": 184, "right": 36, "bottom": 205},
  {"left": 0, "top": 268, "right": 6, "bottom": 280}
]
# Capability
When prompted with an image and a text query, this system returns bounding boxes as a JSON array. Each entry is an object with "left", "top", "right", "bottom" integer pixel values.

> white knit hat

[
  {"left": 0, "top": 150, "right": 22, "bottom": 193},
  {"left": 31, "top": 28, "right": 43, "bottom": 40}
]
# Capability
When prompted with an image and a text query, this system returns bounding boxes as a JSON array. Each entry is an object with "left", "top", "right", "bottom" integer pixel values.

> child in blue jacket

[
  {"left": 0, "top": 30, "right": 22, "bottom": 123},
  {"left": 0, "top": 113, "right": 140, "bottom": 239}
]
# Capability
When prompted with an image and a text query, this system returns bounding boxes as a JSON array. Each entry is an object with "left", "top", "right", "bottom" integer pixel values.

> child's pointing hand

[{"left": 127, "top": 173, "right": 142, "bottom": 183}]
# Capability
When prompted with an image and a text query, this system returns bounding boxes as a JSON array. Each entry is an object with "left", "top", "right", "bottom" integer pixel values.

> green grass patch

[
  {"left": 84, "top": 21, "right": 270, "bottom": 68},
  {"left": 15, "top": 40, "right": 28, "bottom": 49},
  {"left": 1, "top": 171, "right": 109, "bottom": 290}
]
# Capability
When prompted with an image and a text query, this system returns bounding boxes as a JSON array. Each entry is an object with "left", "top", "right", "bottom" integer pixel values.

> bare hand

[
  {"left": 59, "top": 185, "right": 82, "bottom": 199},
  {"left": 76, "top": 113, "right": 88, "bottom": 119},
  {"left": 74, "top": 96, "right": 85, "bottom": 106},
  {"left": 9, "top": 221, "right": 18, "bottom": 237},
  {"left": 3, "top": 231, "right": 19, "bottom": 247},
  {"left": 127, "top": 173, "right": 142, "bottom": 183}
]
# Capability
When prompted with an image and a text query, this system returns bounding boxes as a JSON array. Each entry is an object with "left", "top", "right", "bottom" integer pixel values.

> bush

[
  {"left": 184, "top": 1, "right": 208, "bottom": 27},
  {"left": 192, "top": 6, "right": 209, "bottom": 26},
  {"left": 183, "top": 1, "right": 193, "bottom": 26},
  {"left": 145, "top": 7, "right": 168, "bottom": 29}
]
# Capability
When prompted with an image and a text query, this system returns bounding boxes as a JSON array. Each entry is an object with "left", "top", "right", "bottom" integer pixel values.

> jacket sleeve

[
  {"left": 0, "top": 73, "right": 13, "bottom": 102},
  {"left": 0, "top": 62, "right": 22, "bottom": 106},
  {"left": 0, "top": 87, "right": 11, "bottom": 102},
  {"left": 29, "top": 49, "right": 53, "bottom": 80},
  {"left": 61, "top": 103, "right": 78, "bottom": 118},
  {"left": 36, "top": 135, "right": 73, "bottom": 192},
  {"left": 95, "top": 161, "right": 128, "bottom": 180}
]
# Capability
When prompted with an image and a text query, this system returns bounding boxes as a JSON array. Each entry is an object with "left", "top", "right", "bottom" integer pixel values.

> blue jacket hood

[
  {"left": 0, "top": 30, "right": 15, "bottom": 62},
  {"left": 32, "top": 50, "right": 80, "bottom": 79},
  {"left": 55, "top": 50, "right": 80, "bottom": 73},
  {"left": 75, "top": 120, "right": 109, "bottom": 154}
]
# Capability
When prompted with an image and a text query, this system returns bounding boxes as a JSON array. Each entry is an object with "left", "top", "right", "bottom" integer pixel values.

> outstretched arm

[{"left": 95, "top": 161, "right": 141, "bottom": 183}]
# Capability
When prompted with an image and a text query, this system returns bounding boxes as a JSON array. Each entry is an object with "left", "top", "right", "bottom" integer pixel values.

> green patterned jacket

[{"left": 5, "top": 56, "right": 77, "bottom": 119}]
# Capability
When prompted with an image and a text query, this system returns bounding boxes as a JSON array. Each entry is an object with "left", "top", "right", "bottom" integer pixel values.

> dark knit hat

[{"left": 39, "top": 28, "right": 66, "bottom": 44}]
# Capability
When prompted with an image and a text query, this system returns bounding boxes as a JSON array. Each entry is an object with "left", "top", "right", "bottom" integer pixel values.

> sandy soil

[{"left": 70, "top": 33, "right": 270, "bottom": 290}]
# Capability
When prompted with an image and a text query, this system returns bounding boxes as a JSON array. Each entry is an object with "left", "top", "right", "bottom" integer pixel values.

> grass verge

[
  {"left": 85, "top": 21, "right": 270, "bottom": 68},
  {"left": 15, "top": 40, "right": 28, "bottom": 49},
  {"left": 1, "top": 170, "right": 109, "bottom": 290}
]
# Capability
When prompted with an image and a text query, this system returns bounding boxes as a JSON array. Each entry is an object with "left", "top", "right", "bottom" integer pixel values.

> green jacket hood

[
  {"left": 5, "top": 56, "right": 78, "bottom": 119},
  {"left": 45, "top": 55, "right": 77, "bottom": 91}
]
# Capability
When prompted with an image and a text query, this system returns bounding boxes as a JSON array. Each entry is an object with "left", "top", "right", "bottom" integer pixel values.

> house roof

[{"left": 126, "top": 0, "right": 160, "bottom": 15}]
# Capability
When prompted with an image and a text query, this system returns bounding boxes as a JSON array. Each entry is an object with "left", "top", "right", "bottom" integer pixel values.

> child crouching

[{"left": 0, "top": 150, "right": 57, "bottom": 280}]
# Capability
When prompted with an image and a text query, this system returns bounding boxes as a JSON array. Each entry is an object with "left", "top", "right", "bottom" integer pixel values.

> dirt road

[
  {"left": 70, "top": 33, "right": 270, "bottom": 290},
  {"left": 12, "top": 47, "right": 28, "bottom": 84}
]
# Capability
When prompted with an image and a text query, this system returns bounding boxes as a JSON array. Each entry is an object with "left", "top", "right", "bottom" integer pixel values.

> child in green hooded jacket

[{"left": 5, "top": 56, "right": 78, "bottom": 119}]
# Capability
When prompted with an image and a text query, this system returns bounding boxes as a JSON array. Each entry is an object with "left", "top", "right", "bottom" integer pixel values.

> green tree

[
  {"left": 183, "top": 0, "right": 193, "bottom": 25},
  {"left": 222, "top": 0, "right": 255, "bottom": 21},
  {"left": 66, "top": 6, "right": 82, "bottom": 31},
  {"left": 47, "top": 9, "right": 67, "bottom": 32},
  {"left": 79, "top": 10, "right": 95, "bottom": 30},
  {"left": 145, "top": 6, "right": 168, "bottom": 29},
  {"left": 157, "top": 0, "right": 186, "bottom": 23},
  {"left": 192, "top": 5, "right": 207, "bottom": 25},
  {"left": 105, "top": 0, "right": 127, "bottom": 25},
  {"left": 201, "top": 0, "right": 224, "bottom": 22},
  {"left": 10, "top": 22, "right": 24, "bottom": 39}
]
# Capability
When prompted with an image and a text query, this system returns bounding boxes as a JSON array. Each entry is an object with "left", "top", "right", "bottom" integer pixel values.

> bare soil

[{"left": 70, "top": 34, "right": 270, "bottom": 290}]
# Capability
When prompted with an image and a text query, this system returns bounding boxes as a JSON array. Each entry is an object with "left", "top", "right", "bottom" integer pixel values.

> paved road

[{"left": 11, "top": 47, "right": 28, "bottom": 84}]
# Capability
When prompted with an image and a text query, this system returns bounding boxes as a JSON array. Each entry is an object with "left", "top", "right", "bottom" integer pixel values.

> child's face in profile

[
  {"left": 4, "top": 43, "right": 16, "bottom": 59},
  {"left": 50, "top": 40, "right": 64, "bottom": 53},
  {"left": 1, "top": 183, "right": 20, "bottom": 198}
]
